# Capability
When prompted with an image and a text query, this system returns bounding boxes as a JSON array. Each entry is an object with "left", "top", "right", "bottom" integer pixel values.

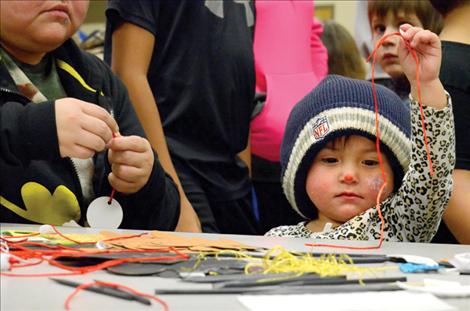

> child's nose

[
  {"left": 340, "top": 172, "right": 357, "bottom": 184},
  {"left": 382, "top": 26, "right": 399, "bottom": 46}
]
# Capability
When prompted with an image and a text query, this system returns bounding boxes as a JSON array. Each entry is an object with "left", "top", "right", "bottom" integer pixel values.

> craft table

[{"left": 1, "top": 223, "right": 469, "bottom": 311}]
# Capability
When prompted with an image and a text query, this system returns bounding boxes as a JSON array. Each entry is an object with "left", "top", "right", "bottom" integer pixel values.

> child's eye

[
  {"left": 373, "top": 24, "right": 386, "bottom": 35},
  {"left": 362, "top": 159, "right": 379, "bottom": 166},
  {"left": 321, "top": 157, "right": 338, "bottom": 164}
]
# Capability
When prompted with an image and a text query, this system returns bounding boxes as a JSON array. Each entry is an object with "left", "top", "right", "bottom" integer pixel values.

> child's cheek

[
  {"left": 306, "top": 179, "right": 329, "bottom": 202},
  {"left": 366, "top": 176, "right": 384, "bottom": 196}
]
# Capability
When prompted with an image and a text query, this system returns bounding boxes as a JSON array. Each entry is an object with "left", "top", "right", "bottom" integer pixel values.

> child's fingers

[
  {"left": 67, "top": 144, "right": 96, "bottom": 159},
  {"left": 80, "top": 114, "right": 112, "bottom": 144},
  {"left": 107, "top": 135, "right": 150, "bottom": 152},
  {"left": 108, "top": 172, "right": 140, "bottom": 194},
  {"left": 410, "top": 30, "right": 439, "bottom": 49},
  {"left": 111, "top": 163, "right": 144, "bottom": 183},
  {"left": 399, "top": 23, "right": 412, "bottom": 34},
  {"left": 81, "top": 102, "right": 119, "bottom": 134},
  {"left": 76, "top": 130, "right": 107, "bottom": 152},
  {"left": 108, "top": 149, "right": 144, "bottom": 167},
  {"left": 399, "top": 24, "right": 421, "bottom": 42}
]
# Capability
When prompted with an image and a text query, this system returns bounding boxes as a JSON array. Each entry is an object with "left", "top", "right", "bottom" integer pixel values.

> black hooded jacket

[{"left": 0, "top": 40, "right": 179, "bottom": 230}]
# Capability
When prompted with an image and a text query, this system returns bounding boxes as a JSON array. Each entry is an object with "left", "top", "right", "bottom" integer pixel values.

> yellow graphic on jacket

[{"left": 0, "top": 182, "right": 81, "bottom": 225}]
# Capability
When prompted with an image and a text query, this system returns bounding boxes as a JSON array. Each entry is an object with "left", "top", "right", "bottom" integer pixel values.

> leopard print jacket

[{"left": 266, "top": 98, "right": 455, "bottom": 242}]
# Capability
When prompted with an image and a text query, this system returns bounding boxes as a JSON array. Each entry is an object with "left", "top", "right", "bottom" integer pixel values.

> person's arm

[
  {"left": 111, "top": 22, "right": 201, "bottom": 232},
  {"left": 0, "top": 97, "right": 118, "bottom": 163},
  {"left": 1, "top": 100, "right": 58, "bottom": 165},
  {"left": 443, "top": 169, "right": 470, "bottom": 244}
]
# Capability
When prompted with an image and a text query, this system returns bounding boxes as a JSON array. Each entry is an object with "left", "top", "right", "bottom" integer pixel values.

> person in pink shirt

[{"left": 250, "top": 0, "right": 327, "bottom": 234}]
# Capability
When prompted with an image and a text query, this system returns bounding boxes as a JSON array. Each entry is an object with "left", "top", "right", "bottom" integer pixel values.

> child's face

[
  {"left": 371, "top": 10, "right": 423, "bottom": 79},
  {"left": 0, "top": 0, "right": 89, "bottom": 63},
  {"left": 305, "top": 135, "right": 395, "bottom": 223}
]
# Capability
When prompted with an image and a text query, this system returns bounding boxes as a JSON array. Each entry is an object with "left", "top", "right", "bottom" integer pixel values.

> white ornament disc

[{"left": 86, "top": 196, "right": 123, "bottom": 229}]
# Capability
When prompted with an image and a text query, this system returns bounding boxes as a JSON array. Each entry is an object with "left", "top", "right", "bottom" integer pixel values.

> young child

[
  {"left": 266, "top": 24, "right": 455, "bottom": 242},
  {"left": 368, "top": 0, "right": 442, "bottom": 100},
  {"left": 0, "top": 1, "right": 180, "bottom": 230}
]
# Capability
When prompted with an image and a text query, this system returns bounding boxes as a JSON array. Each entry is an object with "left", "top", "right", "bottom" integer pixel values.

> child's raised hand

[
  {"left": 107, "top": 135, "right": 154, "bottom": 194},
  {"left": 55, "top": 98, "right": 119, "bottom": 159},
  {"left": 398, "top": 24, "right": 441, "bottom": 86}
]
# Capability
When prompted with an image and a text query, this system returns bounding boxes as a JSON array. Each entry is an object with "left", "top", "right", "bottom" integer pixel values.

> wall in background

[
  {"left": 80, "top": 0, "right": 107, "bottom": 34},
  {"left": 315, "top": 0, "right": 358, "bottom": 34}
]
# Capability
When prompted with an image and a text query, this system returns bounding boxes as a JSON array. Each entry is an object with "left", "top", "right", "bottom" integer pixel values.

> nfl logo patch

[{"left": 312, "top": 117, "right": 330, "bottom": 140}]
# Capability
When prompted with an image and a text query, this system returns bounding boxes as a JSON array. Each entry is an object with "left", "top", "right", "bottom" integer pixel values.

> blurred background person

[
  {"left": 250, "top": 0, "right": 327, "bottom": 234},
  {"left": 321, "top": 20, "right": 366, "bottom": 80},
  {"left": 429, "top": 0, "right": 470, "bottom": 244}
]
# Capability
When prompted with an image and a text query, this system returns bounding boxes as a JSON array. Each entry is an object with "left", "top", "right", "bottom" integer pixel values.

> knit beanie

[{"left": 280, "top": 75, "right": 411, "bottom": 219}]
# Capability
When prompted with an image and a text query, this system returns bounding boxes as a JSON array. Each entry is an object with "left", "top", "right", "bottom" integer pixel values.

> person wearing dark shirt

[
  {"left": 105, "top": 0, "right": 258, "bottom": 234},
  {"left": 430, "top": 0, "right": 470, "bottom": 244}
]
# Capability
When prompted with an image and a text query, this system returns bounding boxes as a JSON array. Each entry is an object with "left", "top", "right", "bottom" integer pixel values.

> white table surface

[{"left": 1, "top": 223, "right": 469, "bottom": 311}]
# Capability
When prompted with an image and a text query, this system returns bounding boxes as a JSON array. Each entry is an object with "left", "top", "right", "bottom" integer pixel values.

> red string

[
  {"left": 64, "top": 280, "right": 169, "bottom": 311},
  {"left": 0, "top": 232, "right": 40, "bottom": 244},
  {"left": 367, "top": 32, "right": 434, "bottom": 176},
  {"left": 1, "top": 226, "right": 190, "bottom": 277},
  {"left": 306, "top": 31, "right": 433, "bottom": 250},
  {"left": 1, "top": 249, "right": 188, "bottom": 277},
  {"left": 108, "top": 132, "right": 118, "bottom": 204}
]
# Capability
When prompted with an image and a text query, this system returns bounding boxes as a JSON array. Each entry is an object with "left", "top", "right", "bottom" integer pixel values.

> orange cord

[
  {"left": 108, "top": 132, "right": 118, "bottom": 204},
  {"left": 306, "top": 32, "right": 433, "bottom": 250},
  {"left": 1, "top": 225, "right": 190, "bottom": 277}
]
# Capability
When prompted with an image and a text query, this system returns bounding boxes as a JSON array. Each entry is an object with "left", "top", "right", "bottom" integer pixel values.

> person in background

[
  {"left": 105, "top": 0, "right": 257, "bottom": 234},
  {"left": 250, "top": 0, "right": 327, "bottom": 234},
  {"left": 0, "top": 0, "right": 180, "bottom": 230},
  {"left": 368, "top": 0, "right": 442, "bottom": 100},
  {"left": 354, "top": 0, "right": 389, "bottom": 83},
  {"left": 266, "top": 25, "right": 454, "bottom": 242},
  {"left": 429, "top": 0, "right": 470, "bottom": 244},
  {"left": 321, "top": 20, "right": 366, "bottom": 80}
]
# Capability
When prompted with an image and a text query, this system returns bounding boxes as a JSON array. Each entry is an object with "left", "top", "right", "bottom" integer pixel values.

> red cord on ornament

[{"left": 108, "top": 132, "right": 118, "bottom": 204}]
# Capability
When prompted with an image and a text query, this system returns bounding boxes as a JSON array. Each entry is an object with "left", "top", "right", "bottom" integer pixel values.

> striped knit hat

[{"left": 280, "top": 75, "right": 411, "bottom": 219}]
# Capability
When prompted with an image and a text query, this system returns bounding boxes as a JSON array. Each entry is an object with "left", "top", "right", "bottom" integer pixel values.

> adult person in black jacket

[{"left": 0, "top": 0, "right": 180, "bottom": 230}]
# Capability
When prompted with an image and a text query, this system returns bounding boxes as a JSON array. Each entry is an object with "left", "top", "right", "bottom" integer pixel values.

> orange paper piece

[{"left": 101, "top": 230, "right": 256, "bottom": 252}]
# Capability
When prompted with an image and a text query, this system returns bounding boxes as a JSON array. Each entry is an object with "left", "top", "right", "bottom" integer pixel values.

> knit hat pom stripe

[{"left": 282, "top": 107, "right": 410, "bottom": 218}]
